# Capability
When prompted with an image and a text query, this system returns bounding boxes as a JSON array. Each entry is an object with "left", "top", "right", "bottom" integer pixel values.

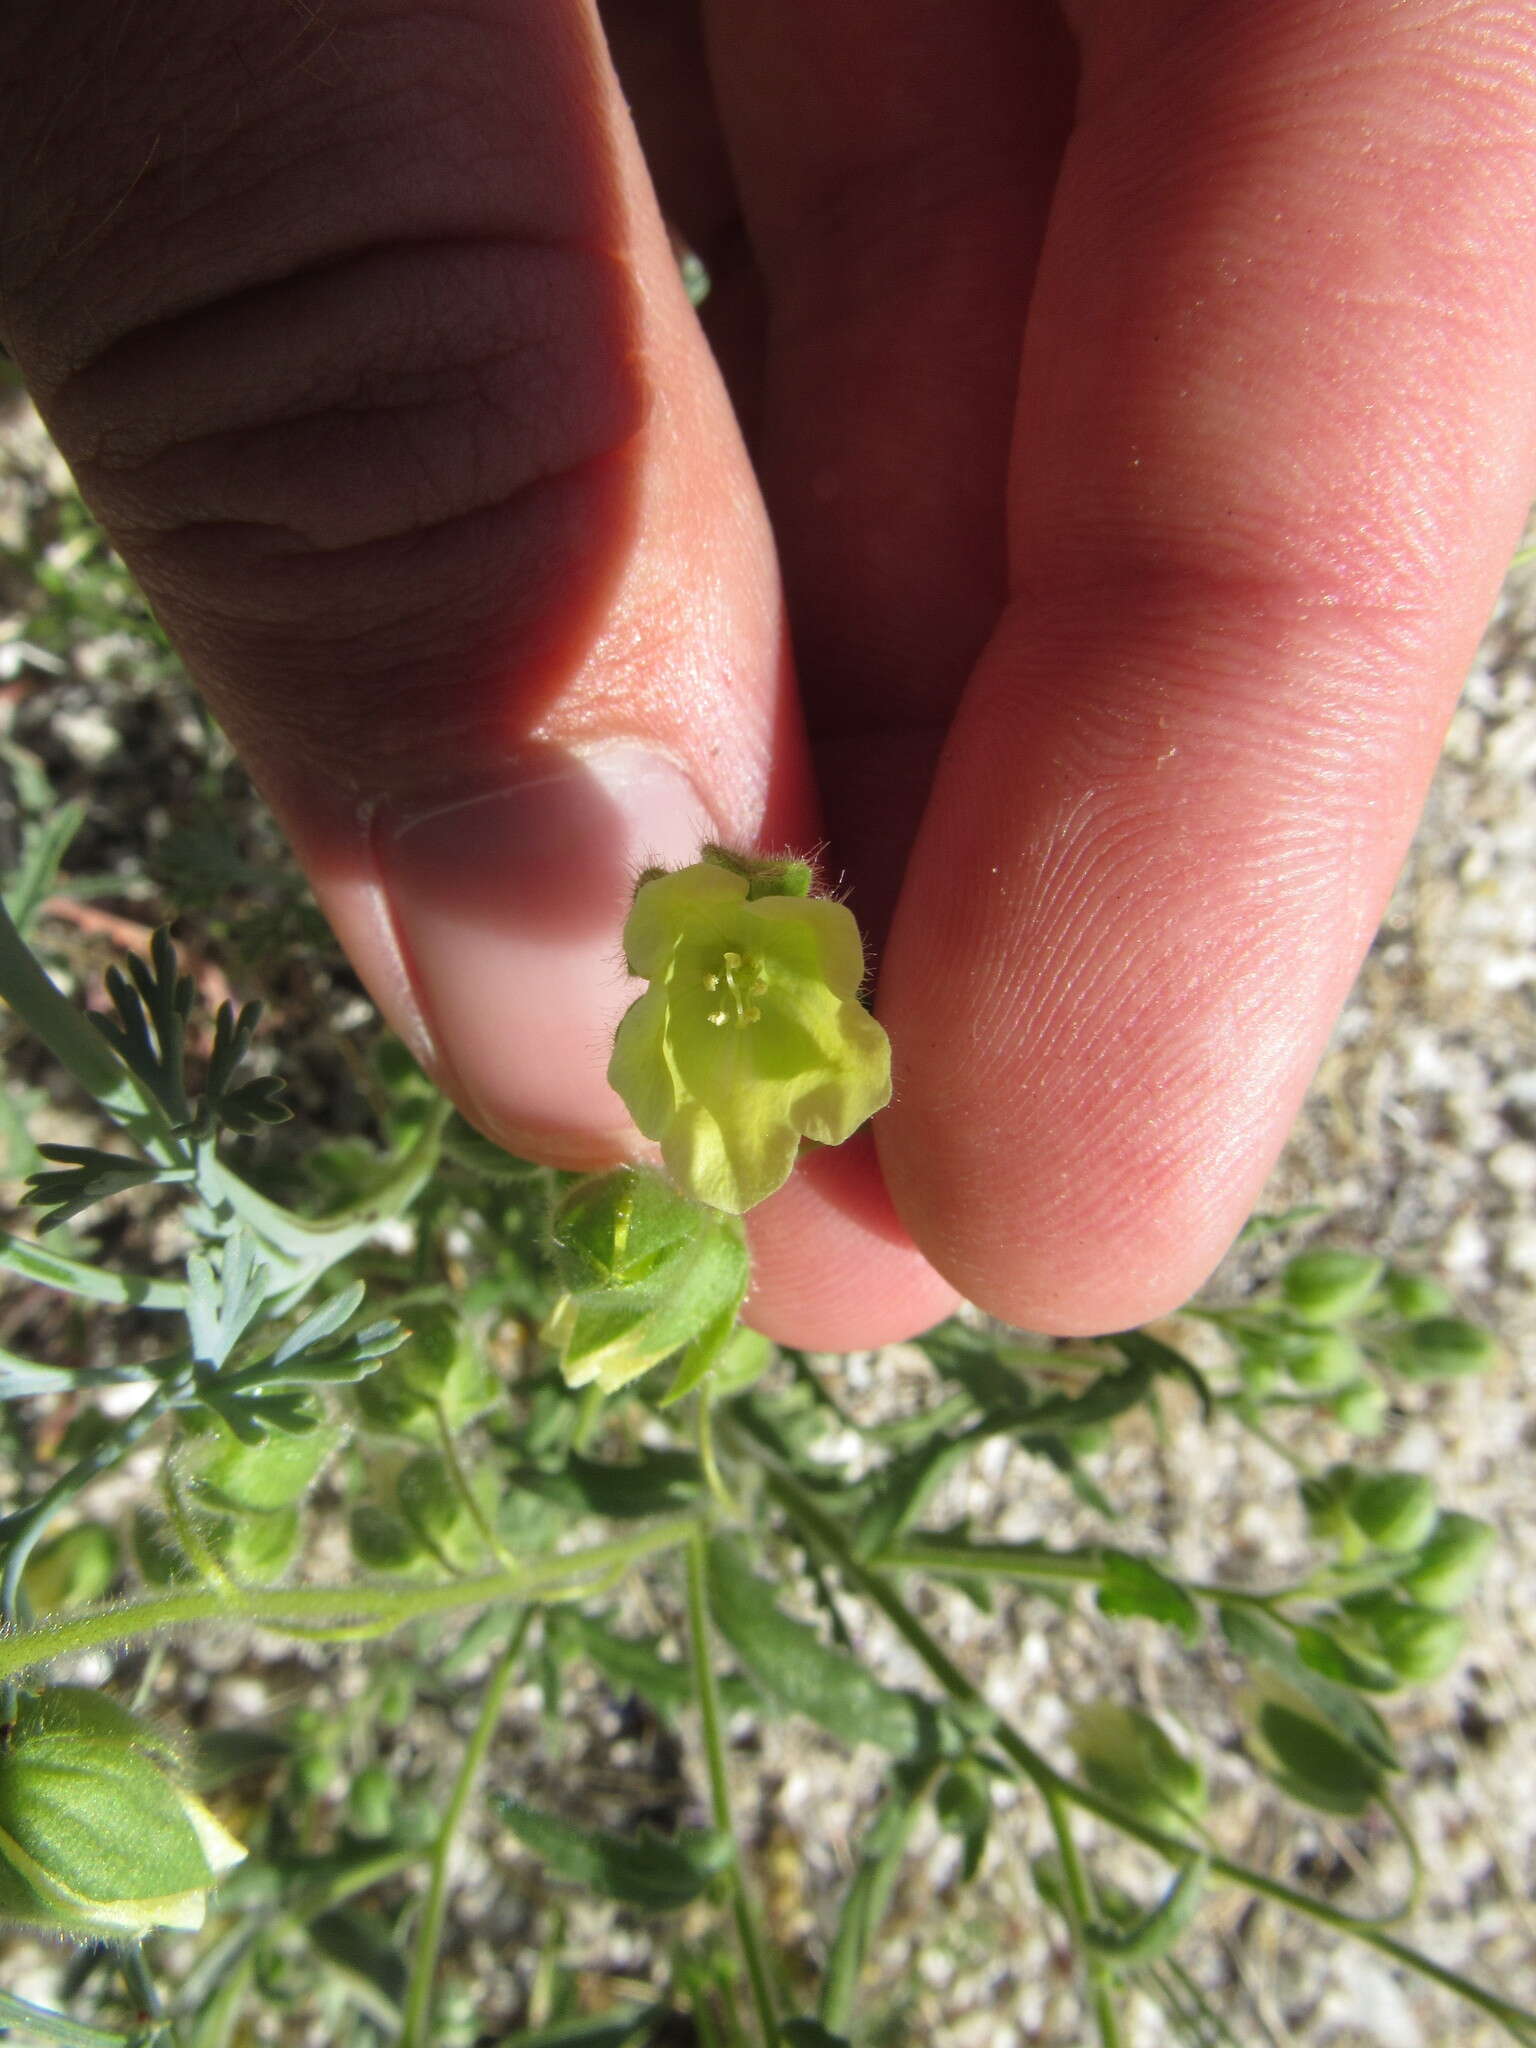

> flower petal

[
  {"left": 608, "top": 986, "right": 677, "bottom": 1140},
  {"left": 750, "top": 893, "right": 867, "bottom": 997},
  {"left": 621, "top": 862, "right": 747, "bottom": 978}
]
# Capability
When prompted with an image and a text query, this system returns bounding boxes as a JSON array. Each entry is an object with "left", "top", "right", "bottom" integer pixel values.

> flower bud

[
  {"left": 1368, "top": 1602, "right": 1466, "bottom": 1682},
  {"left": 0, "top": 1689, "right": 244, "bottom": 1937},
  {"left": 1400, "top": 1511, "right": 1496, "bottom": 1611},
  {"left": 1380, "top": 1269, "right": 1451, "bottom": 1320},
  {"left": 1299, "top": 1463, "right": 1361, "bottom": 1546},
  {"left": 1280, "top": 1250, "right": 1384, "bottom": 1324},
  {"left": 1391, "top": 1318, "right": 1499, "bottom": 1382},
  {"left": 1286, "top": 1331, "right": 1362, "bottom": 1391},
  {"left": 1327, "top": 1379, "right": 1390, "bottom": 1436},
  {"left": 543, "top": 1168, "right": 750, "bottom": 1397},
  {"left": 1067, "top": 1702, "right": 1207, "bottom": 1831},
  {"left": 1345, "top": 1471, "right": 1438, "bottom": 1554}
]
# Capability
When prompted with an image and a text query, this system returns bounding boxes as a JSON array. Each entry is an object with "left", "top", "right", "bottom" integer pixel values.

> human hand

[{"left": 4, "top": 2, "right": 1534, "bottom": 1348}]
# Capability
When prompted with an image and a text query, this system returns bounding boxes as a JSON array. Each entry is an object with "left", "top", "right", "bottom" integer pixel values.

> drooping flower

[
  {"left": 0, "top": 1687, "right": 246, "bottom": 1938},
  {"left": 608, "top": 855, "right": 891, "bottom": 1214}
]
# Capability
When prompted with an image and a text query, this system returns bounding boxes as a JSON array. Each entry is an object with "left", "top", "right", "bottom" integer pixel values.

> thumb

[{"left": 2, "top": 0, "right": 807, "bottom": 1166}]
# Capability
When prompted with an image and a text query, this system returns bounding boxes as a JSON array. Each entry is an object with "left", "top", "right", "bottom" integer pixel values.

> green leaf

[
  {"left": 23, "top": 1145, "right": 163, "bottom": 1231},
  {"left": 1110, "top": 1330, "right": 1214, "bottom": 1420},
  {"left": 186, "top": 1230, "right": 270, "bottom": 1371},
  {"left": 934, "top": 1761, "right": 992, "bottom": 1882},
  {"left": 785, "top": 2023, "right": 853, "bottom": 2048},
  {"left": 1220, "top": 1605, "right": 1398, "bottom": 1772},
  {"left": 1245, "top": 1695, "right": 1383, "bottom": 1815},
  {"left": 349, "top": 1504, "right": 427, "bottom": 1574},
  {"left": 0, "top": 1986, "right": 140, "bottom": 2047},
  {"left": 1068, "top": 1703, "right": 1207, "bottom": 1831},
  {"left": 0, "top": 1228, "right": 187, "bottom": 1310},
  {"left": 512, "top": 1449, "right": 704, "bottom": 1522},
  {"left": 1368, "top": 1602, "right": 1466, "bottom": 1682},
  {"left": 851, "top": 1434, "right": 977, "bottom": 1558},
  {"left": 706, "top": 1536, "right": 940, "bottom": 1757},
  {"left": 552, "top": 1612, "right": 755, "bottom": 1721},
  {"left": 1379, "top": 1269, "right": 1453, "bottom": 1320},
  {"left": 495, "top": 1798, "right": 732, "bottom": 1910},
  {"left": 819, "top": 1762, "right": 933, "bottom": 2037},
  {"left": 0, "top": 1349, "right": 89, "bottom": 1401},
  {"left": 188, "top": 1414, "right": 340, "bottom": 1513},
  {"left": 20, "top": 1524, "right": 118, "bottom": 1614},
  {"left": 1096, "top": 1552, "right": 1201, "bottom": 1640},
  {"left": 1291, "top": 1621, "right": 1401, "bottom": 1694},
  {"left": 495, "top": 2010, "right": 666, "bottom": 2048},
  {"left": 1082, "top": 1854, "right": 1210, "bottom": 1968},
  {"left": 306, "top": 1905, "right": 407, "bottom": 2022},
  {"left": 2, "top": 797, "right": 87, "bottom": 935}
]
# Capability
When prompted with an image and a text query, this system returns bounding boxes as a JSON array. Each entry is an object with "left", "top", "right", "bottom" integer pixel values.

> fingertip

[{"left": 742, "top": 1131, "right": 961, "bottom": 1350}]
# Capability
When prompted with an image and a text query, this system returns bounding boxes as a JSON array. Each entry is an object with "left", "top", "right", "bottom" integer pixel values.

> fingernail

[{"left": 377, "top": 746, "right": 716, "bottom": 1160}]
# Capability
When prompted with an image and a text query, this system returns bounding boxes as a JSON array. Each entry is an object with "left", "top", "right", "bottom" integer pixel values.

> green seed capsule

[
  {"left": 1346, "top": 1471, "right": 1438, "bottom": 1554},
  {"left": 1280, "top": 1250, "right": 1384, "bottom": 1324},
  {"left": 1370, "top": 1603, "right": 1466, "bottom": 1682},
  {"left": 1401, "top": 1512, "right": 1497, "bottom": 1610}
]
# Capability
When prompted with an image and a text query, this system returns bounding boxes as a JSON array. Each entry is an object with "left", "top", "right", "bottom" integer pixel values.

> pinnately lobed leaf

[{"left": 607, "top": 856, "right": 891, "bottom": 1213}]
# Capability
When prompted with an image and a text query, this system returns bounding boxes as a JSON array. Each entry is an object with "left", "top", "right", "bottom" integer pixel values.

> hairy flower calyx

[{"left": 607, "top": 852, "right": 891, "bottom": 1214}]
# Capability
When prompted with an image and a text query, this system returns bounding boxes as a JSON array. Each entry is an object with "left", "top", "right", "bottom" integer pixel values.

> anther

[{"left": 707, "top": 1010, "right": 728, "bottom": 1028}]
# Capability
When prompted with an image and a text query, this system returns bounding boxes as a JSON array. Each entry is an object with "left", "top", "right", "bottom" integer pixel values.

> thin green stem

[
  {"left": 0, "top": 1516, "right": 698, "bottom": 1682},
  {"left": 0, "top": 1986, "right": 138, "bottom": 2047},
  {"left": 0, "top": 1385, "right": 174, "bottom": 1620},
  {"left": 695, "top": 1393, "right": 740, "bottom": 1520},
  {"left": 399, "top": 1608, "right": 533, "bottom": 2048},
  {"left": 1040, "top": 1783, "right": 1123, "bottom": 2048},
  {"left": 686, "top": 1525, "right": 779, "bottom": 2048},
  {"left": 748, "top": 1450, "right": 1536, "bottom": 2047},
  {"left": 432, "top": 1401, "right": 510, "bottom": 1565}
]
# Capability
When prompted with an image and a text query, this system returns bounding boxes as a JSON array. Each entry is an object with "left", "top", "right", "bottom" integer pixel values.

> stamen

[
  {"left": 703, "top": 971, "right": 719, "bottom": 990},
  {"left": 707, "top": 1010, "right": 728, "bottom": 1028}
]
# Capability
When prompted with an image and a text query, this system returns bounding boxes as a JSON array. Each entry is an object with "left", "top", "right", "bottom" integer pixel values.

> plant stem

[
  {"left": 399, "top": 1608, "right": 532, "bottom": 2048},
  {"left": 432, "top": 1401, "right": 510, "bottom": 1565},
  {"left": 749, "top": 1451, "right": 1536, "bottom": 2047},
  {"left": 0, "top": 1515, "right": 699, "bottom": 1682},
  {"left": 0, "top": 1384, "right": 174, "bottom": 1620},
  {"left": 0, "top": 894, "right": 172, "bottom": 1149},
  {"left": 0, "top": 1986, "right": 138, "bottom": 2047},
  {"left": 1041, "top": 1782, "right": 1123, "bottom": 2048},
  {"left": 695, "top": 1392, "right": 740, "bottom": 1520},
  {"left": 686, "top": 1524, "right": 779, "bottom": 2048}
]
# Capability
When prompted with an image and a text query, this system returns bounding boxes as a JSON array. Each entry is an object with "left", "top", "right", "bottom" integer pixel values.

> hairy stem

[
  {"left": 686, "top": 1524, "right": 779, "bottom": 2048},
  {"left": 0, "top": 1516, "right": 698, "bottom": 1681},
  {"left": 399, "top": 1609, "right": 533, "bottom": 2048}
]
